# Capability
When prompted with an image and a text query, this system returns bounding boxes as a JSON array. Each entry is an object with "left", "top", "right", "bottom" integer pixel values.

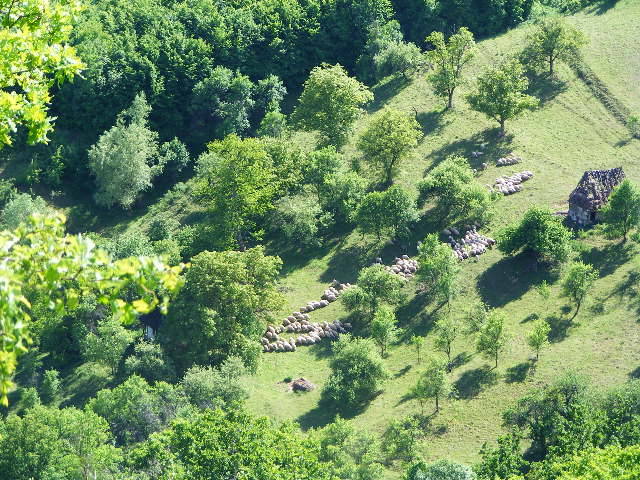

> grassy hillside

[{"left": 240, "top": 0, "right": 640, "bottom": 475}]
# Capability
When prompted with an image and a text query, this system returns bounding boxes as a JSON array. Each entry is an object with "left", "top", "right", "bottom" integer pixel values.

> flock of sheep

[
  {"left": 496, "top": 153, "right": 522, "bottom": 166},
  {"left": 446, "top": 226, "right": 496, "bottom": 261},
  {"left": 492, "top": 170, "right": 534, "bottom": 195},
  {"left": 378, "top": 255, "right": 418, "bottom": 280},
  {"left": 261, "top": 281, "right": 354, "bottom": 353}
]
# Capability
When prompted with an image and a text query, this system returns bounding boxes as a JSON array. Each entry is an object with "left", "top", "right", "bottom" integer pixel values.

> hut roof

[{"left": 569, "top": 167, "right": 625, "bottom": 211}]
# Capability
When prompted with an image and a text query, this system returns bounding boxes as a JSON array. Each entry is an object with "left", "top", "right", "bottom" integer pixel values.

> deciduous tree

[
  {"left": 0, "top": 0, "right": 84, "bottom": 147},
  {"left": 476, "top": 310, "right": 508, "bottom": 369},
  {"left": 323, "top": 335, "right": 388, "bottom": 410},
  {"left": 88, "top": 93, "right": 162, "bottom": 209},
  {"left": 426, "top": 27, "right": 476, "bottom": 109},
  {"left": 159, "top": 246, "right": 283, "bottom": 373},
  {"left": 527, "top": 319, "right": 551, "bottom": 360},
  {"left": 416, "top": 233, "right": 460, "bottom": 309},
  {"left": 358, "top": 108, "right": 423, "bottom": 185},
  {"left": 293, "top": 64, "right": 373, "bottom": 147},
  {"left": 561, "top": 261, "right": 598, "bottom": 320},
  {"left": 82, "top": 317, "right": 139, "bottom": 374},
  {"left": 599, "top": 179, "right": 640, "bottom": 241},
  {"left": 523, "top": 17, "right": 587, "bottom": 76},
  {"left": 411, "top": 357, "right": 450, "bottom": 413},
  {"left": 467, "top": 60, "right": 539, "bottom": 136},
  {"left": 434, "top": 316, "right": 460, "bottom": 364},
  {"left": 498, "top": 207, "right": 572, "bottom": 264},
  {"left": 371, "top": 305, "right": 400, "bottom": 357},
  {"left": 341, "top": 265, "right": 406, "bottom": 321}
]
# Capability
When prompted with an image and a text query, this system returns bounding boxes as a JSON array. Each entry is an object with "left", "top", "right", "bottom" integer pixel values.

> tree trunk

[
  {"left": 494, "top": 352, "right": 499, "bottom": 369},
  {"left": 447, "top": 90, "right": 454, "bottom": 109},
  {"left": 549, "top": 56, "right": 554, "bottom": 76},
  {"left": 571, "top": 299, "right": 582, "bottom": 321},
  {"left": 435, "top": 394, "right": 439, "bottom": 412},
  {"left": 499, "top": 119, "right": 506, "bottom": 137}
]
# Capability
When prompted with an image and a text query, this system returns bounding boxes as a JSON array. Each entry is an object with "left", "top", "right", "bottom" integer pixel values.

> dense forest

[{"left": 2, "top": 0, "right": 640, "bottom": 478}]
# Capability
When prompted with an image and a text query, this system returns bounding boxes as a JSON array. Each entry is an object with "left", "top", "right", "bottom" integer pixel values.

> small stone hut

[{"left": 568, "top": 167, "right": 625, "bottom": 226}]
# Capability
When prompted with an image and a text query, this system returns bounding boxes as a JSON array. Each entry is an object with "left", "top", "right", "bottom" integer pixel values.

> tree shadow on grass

[
  {"left": 454, "top": 366, "right": 498, "bottom": 400},
  {"left": 449, "top": 352, "right": 472, "bottom": 371},
  {"left": 505, "top": 362, "right": 532, "bottom": 384},
  {"left": 579, "top": 242, "right": 635, "bottom": 278},
  {"left": 629, "top": 366, "right": 640, "bottom": 379},
  {"left": 425, "top": 128, "right": 515, "bottom": 172},
  {"left": 61, "top": 362, "right": 112, "bottom": 408},
  {"left": 320, "top": 241, "right": 381, "bottom": 284},
  {"left": 527, "top": 74, "right": 569, "bottom": 106},
  {"left": 546, "top": 315, "right": 572, "bottom": 343},
  {"left": 585, "top": 0, "right": 620, "bottom": 15},
  {"left": 521, "top": 313, "right": 539, "bottom": 324},
  {"left": 416, "top": 109, "right": 452, "bottom": 138},
  {"left": 477, "top": 254, "right": 559, "bottom": 308},
  {"left": 298, "top": 391, "right": 381, "bottom": 430},
  {"left": 394, "top": 365, "right": 412, "bottom": 378},
  {"left": 370, "top": 74, "right": 411, "bottom": 111}
]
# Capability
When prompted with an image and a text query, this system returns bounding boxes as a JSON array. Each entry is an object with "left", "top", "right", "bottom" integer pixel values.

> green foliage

[
  {"left": 270, "top": 188, "right": 332, "bottom": 247},
  {"left": 0, "top": 214, "right": 182, "bottom": 405},
  {"left": 475, "top": 432, "right": 527, "bottom": 480},
  {"left": 88, "top": 93, "right": 162, "bottom": 209},
  {"left": 124, "top": 340, "right": 177, "bottom": 383},
  {"left": 341, "top": 264, "right": 406, "bottom": 320},
  {"left": 411, "top": 356, "right": 451, "bottom": 413},
  {"left": 160, "top": 246, "right": 283, "bottom": 373},
  {"left": 129, "top": 408, "right": 332, "bottom": 480},
  {"left": 465, "top": 301, "right": 490, "bottom": 335},
  {"left": 195, "top": 135, "right": 278, "bottom": 248},
  {"left": 148, "top": 216, "right": 181, "bottom": 242},
  {"left": 541, "top": 445, "right": 640, "bottom": 480},
  {"left": 599, "top": 179, "right": 640, "bottom": 240},
  {"left": 316, "top": 416, "right": 385, "bottom": 480},
  {"left": 561, "top": 261, "right": 598, "bottom": 319},
  {"left": 103, "top": 230, "right": 155, "bottom": 259},
  {"left": 356, "top": 186, "right": 418, "bottom": 239},
  {"left": 319, "top": 170, "right": 369, "bottom": 224},
  {"left": 417, "top": 233, "right": 460, "bottom": 308},
  {"left": 498, "top": 207, "right": 572, "bottom": 264},
  {"left": 410, "top": 334, "right": 425, "bottom": 364},
  {"left": 358, "top": 20, "right": 424, "bottom": 82},
  {"left": 180, "top": 356, "right": 248, "bottom": 410},
  {"left": 39, "top": 369, "right": 61, "bottom": 405},
  {"left": 358, "top": 108, "right": 423, "bottom": 184},
  {"left": 370, "top": 305, "right": 400, "bottom": 357},
  {"left": 323, "top": 335, "right": 388, "bottom": 410},
  {"left": 522, "top": 17, "right": 588, "bottom": 75},
  {"left": 527, "top": 319, "right": 551, "bottom": 360},
  {"left": 434, "top": 316, "right": 460, "bottom": 363},
  {"left": 0, "top": 405, "right": 121, "bottom": 480},
  {"left": 381, "top": 415, "right": 422, "bottom": 462},
  {"left": 418, "top": 155, "right": 493, "bottom": 224},
  {"left": 1, "top": 192, "right": 50, "bottom": 229},
  {"left": 426, "top": 27, "right": 476, "bottom": 109},
  {"left": 88, "top": 375, "right": 188, "bottom": 446},
  {"left": 467, "top": 59, "right": 539, "bottom": 135},
  {"left": 82, "top": 317, "right": 139, "bottom": 374},
  {"left": 476, "top": 310, "right": 509, "bottom": 369},
  {"left": 158, "top": 138, "right": 191, "bottom": 178},
  {"left": 0, "top": 178, "right": 16, "bottom": 209},
  {"left": 303, "top": 146, "right": 344, "bottom": 189},
  {"left": 293, "top": 64, "right": 374, "bottom": 147},
  {"left": 406, "top": 459, "right": 476, "bottom": 480},
  {"left": 0, "top": 0, "right": 84, "bottom": 147},
  {"left": 502, "top": 372, "right": 596, "bottom": 458},
  {"left": 628, "top": 114, "right": 640, "bottom": 139},
  {"left": 257, "top": 110, "right": 288, "bottom": 138}
]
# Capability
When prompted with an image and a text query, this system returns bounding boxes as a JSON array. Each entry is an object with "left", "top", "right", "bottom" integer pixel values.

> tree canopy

[{"left": 293, "top": 64, "right": 373, "bottom": 147}]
